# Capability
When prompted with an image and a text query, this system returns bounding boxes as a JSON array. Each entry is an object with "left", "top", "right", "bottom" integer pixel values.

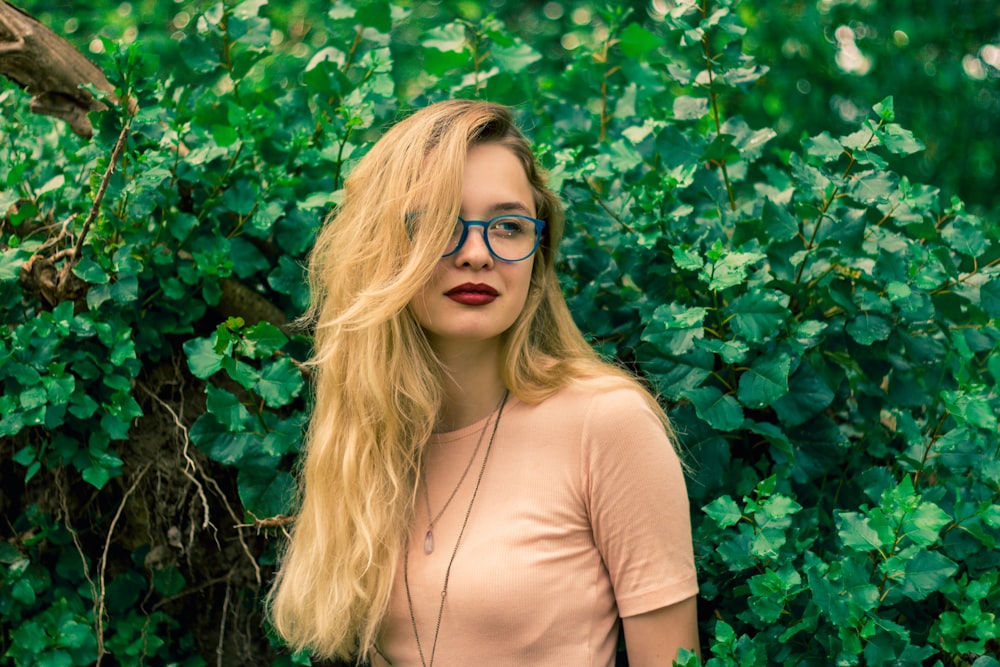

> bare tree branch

[{"left": 0, "top": 0, "right": 117, "bottom": 137}]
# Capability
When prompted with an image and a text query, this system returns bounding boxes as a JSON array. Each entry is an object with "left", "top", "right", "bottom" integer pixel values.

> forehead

[{"left": 462, "top": 143, "right": 535, "bottom": 217}]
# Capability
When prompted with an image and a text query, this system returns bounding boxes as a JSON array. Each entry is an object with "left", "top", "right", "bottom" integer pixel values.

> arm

[{"left": 622, "top": 595, "right": 700, "bottom": 667}]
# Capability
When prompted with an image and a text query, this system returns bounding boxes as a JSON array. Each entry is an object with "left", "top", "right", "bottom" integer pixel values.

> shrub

[{"left": 2, "top": 0, "right": 997, "bottom": 664}]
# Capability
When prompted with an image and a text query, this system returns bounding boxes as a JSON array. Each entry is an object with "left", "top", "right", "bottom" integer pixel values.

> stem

[
  {"left": 700, "top": 0, "right": 736, "bottom": 211},
  {"left": 71, "top": 119, "right": 131, "bottom": 261},
  {"left": 793, "top": 133, "right": 872, "bottom": 285},
  {"left": 930, "top": 255, "right": 1000, "bottom": 294},
  {"left": 912, "top": 413, "right": 948, "bottom": 489}
]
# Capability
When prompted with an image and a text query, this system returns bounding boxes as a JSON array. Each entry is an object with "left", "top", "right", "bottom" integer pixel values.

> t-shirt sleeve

[{"left": 582, "top": 387, "right": 699, "bottom": 618}]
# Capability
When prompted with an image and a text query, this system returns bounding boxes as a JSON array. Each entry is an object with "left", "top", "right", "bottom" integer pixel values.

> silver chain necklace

[
  {"left": 404, "top": 390, "right": 509, "bottom": 667},
  {"left": 420, "top": 391, "right": 506, "bottom": 554}
]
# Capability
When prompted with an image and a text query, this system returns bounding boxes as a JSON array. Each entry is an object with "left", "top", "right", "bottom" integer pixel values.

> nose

[{"left": 451, "top": 224, "right": 494, "bottom": 269}]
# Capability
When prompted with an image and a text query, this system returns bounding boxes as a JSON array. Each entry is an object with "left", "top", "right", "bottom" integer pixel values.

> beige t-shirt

[{"left": 374, "top": 383, "right": 698, "bottom": 667}]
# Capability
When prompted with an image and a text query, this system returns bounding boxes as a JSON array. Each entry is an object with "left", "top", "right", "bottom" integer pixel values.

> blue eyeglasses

[{"left": 443, "top": 215, "right": 546, "bottom": 263}]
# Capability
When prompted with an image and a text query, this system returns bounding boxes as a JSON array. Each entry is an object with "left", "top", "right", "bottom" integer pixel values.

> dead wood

[{"left": 0, "top": 0, "right": 116, "bottom": 137}]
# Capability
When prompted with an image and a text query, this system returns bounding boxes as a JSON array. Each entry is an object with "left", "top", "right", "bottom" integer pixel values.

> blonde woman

[{"left": 268, "top": 100, "right": 699, "bottom": 666}]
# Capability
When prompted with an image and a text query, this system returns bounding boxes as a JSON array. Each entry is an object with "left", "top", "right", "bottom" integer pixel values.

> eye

[{"left": 489, "top": 216, "right": 528, "bottom": 237}]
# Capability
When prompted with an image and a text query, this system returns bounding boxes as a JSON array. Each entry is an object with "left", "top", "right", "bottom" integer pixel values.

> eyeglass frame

[{"left": 442, "top": 215, "right": 547, "bottom": 263}]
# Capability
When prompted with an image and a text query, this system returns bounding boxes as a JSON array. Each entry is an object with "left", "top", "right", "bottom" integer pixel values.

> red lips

[{"left": 445, "top": 283, "right": 499, "bottom": 305}]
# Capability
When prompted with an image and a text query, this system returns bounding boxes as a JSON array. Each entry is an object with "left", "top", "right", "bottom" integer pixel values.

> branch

[
  {"left": 71, "top": 118, "right": 131, "bottom": 260},
  {"left": 0, "top": 1, "right": 118, "bottom": 137}
]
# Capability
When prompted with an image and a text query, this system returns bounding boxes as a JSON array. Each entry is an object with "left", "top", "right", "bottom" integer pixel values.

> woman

[{"left": 268, "top": 100, "right": 699, "bottom": 666}]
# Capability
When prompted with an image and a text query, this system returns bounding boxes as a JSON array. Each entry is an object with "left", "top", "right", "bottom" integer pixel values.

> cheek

[
  {"left": 508, "top": 262, "right": 535, "bottom": 305},
  {"left": 408, "top": 270, "right": 442, "bottom": 327}
]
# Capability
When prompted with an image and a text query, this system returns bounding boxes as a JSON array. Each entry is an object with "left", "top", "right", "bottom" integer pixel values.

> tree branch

[{"left": 0, "top": 1, "right": 118, "bottom": 137}]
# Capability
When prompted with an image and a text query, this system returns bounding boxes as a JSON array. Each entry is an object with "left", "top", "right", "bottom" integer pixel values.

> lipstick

[{"left": 445, "top": 283, "right": 498, "bottom": 305}]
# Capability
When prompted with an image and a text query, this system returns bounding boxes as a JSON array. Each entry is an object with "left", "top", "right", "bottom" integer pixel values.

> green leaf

[
  {"left": 354, "top": 0, "right": 393, "bottom": 33},
  {"left": 189, "top": 413, "right": 260, "bottom": 465},
  {"left": 942, "top": 216, "right": 990, "bottom": 259},
  {"left": 205, "top": 385, "right": 251, "bottom": 432},
  {"left": 670, "top": 244, "right": 704, "bottom": 271},
  {"left": 673, "top": 96, "right": 709, "bottom": 121},
  {"left": 11, "top": 620, "right": 48, "bottom": 654},
  {"left": 254, "top": 357, "right": 304, "bottom": 408},
  {"left": 762, "top": 198, "right": 798, "bottom": 242},
  {"left": 72, "top": 257, "right": 109, "bottom": 284},
  {"left": 773, "top": 363, "right": 836, "bottom": 427},
  {"left": 238, "top": 457, "right": 296, "bottom": 518},
  {"left": 703, "top": 496, "right": 742, "bottom": 528},
  {"left": 695, "top": 337, "right": 749, "bottom": 364},
  {"left": 941, "top": 388, "right": 998, "bottom": 431},
  {"left": 837, "top": 511, "right": 884, "bottom": 551},
  {"left": 846, "top": 313, "right": 892, "bottom": 345},
  {"left": 725, "top": 290, "right": 789, "bottom": 342},
  {"left": 81, "top": 453, "right": 122, "bottom": 490},
  {"left": 873, "top": 96, "right": 895, "bottom": 121},
  {"left": 183, "top": 337, "right": 223, "bottom": 379},
  {"left": 897, "top": 549, "right": 959, "bottom": 601},
  {"left": 903, "top": 501, "right": 951, "bottom": 548},
  {"left": 0, "top": 248, "right": 28, "bottom": 281},
  {"left": 642, "top": 304, "right": 707, "bottom": 355},
  {"left": 152, "top": 566, "right": 186, "bottom": 596},
  {"left": 687, "top": 386, "right": 744, "bottom": 432},
  {"left": 702, "top": 133, "right": 740, "bottom": 164},
  {"left": 747, "top": 565, "right": 801, "bottom": 623},
  {"left": 738, "top": 353, "right": 792, "bottom": 408},
  {"left": 981, "top": 279, "right": 1000, "bottom": 319},
  {"left": 179, "top": 34, "right": 220, "bottom": 73},
  {"left": 619, "top": 22, "right": 661, "bottom": 58},
  {"left": 221, "top": 357, "right": 260, "bottom": 390},
  {"left": 703, "top": 248, "right": 766, "bottom": 292},
  {"left": 490, "top": 41, "right": 541, "bottom": 72},
  {"left": 850, "top": 170, "right": 898, "bottom": 205},
  {"left": 211, "top": 124, "right": 239, "bottom": 148},
  {"left": 644, "top": 354, "right": 712, "bottom": 401},
  {"left": 243, "top": 321, "right": 289, "bottom": 358},
  {"left": 11, "top": 577, "right": 36, "bottom": 605},
  {"left": 424, "top": 22, "right": 466, "bottom": 52},
  {"left": 803, "top": 131, "right": 845, "bottom": 162},
  {"left": 881, "top": 123, "right": 924, "bottom": 155}
]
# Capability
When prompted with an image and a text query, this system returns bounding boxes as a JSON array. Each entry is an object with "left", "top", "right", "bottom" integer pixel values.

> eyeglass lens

[{"left": 445, "top": 216, "right": 540, "bottom": 261}]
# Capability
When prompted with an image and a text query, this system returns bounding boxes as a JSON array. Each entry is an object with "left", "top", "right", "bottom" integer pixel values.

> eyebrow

[{"left": 488, "top": 201, "right": 534, "bottom": 215}]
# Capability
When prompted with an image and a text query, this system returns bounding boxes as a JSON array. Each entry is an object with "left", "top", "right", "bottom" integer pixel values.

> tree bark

[{"left": 0, "top": 0, "right": 116, "bottom": 137}]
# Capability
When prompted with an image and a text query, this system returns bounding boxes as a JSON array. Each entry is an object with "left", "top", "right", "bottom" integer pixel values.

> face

[{"left": 409, "top": 142, "right": 537, "bottom": 353}]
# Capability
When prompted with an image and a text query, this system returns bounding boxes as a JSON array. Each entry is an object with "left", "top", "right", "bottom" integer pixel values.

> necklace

[
  {"left": 404, "top": 390, "right": 509, "bottom": 667},
  {"left": 420, "top": 392, "right": 506, "bottom": 555}
]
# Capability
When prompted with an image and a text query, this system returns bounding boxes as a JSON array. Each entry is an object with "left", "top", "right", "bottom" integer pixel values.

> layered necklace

[{"left": 404, "top": 390, "right": 509, "bottom": 667}]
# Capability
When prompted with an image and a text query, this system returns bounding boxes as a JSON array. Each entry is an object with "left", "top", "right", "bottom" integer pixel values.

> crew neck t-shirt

[{"left": 373, "top": 383, "right": 698, "bottom": 667}]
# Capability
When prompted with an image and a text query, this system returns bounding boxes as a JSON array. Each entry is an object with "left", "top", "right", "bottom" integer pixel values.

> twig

[
  {"left": 234, "top": 513, "right": 295, "bottom": 540},
  {"left": 201, "top": 472, "right": 263, "bottom": 587},
  {"left": 152, "top": 573, "right": 232, "bottom": 611},
  {"left": 55, "top": 470, "right": 100, "bottom": 649},
  {"left": 217, "top": 582, "right": 231, "bottom": 667},
  {"left": 95, "top": 463, "right": 151, "bottom": 667},
  {"left": 137, "top": 383, "right": 197, "bottom": 473},
  {"left": 137, "top": 383, "right": 213, "bottom": 530},
  {"left": 71, "top": 119, "right": 131, "bottom": 262}
]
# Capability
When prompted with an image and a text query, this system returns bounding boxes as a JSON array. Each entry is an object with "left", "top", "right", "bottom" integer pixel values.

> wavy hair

[{"left": 267, "top": 99, "right": 670, "bottom": 662}]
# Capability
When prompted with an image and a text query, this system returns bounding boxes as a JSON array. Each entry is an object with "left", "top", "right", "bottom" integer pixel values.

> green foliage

[{"left": 2, "top": 0, "right": 997, "bottom": 664}]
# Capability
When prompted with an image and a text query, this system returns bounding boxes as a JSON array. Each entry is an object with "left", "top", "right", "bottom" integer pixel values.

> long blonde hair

[{"left": 267, "top": 100, "right": 669, "bottom": 662}]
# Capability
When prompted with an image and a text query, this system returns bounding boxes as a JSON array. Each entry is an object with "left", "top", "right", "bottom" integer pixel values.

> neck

[{"left": 431, "top": 338, "right": 508, "bottom": 432}]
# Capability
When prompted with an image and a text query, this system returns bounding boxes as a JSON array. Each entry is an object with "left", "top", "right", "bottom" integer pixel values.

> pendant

[{"left": 423, "top": 529, "right": 434, "bottom": 554}]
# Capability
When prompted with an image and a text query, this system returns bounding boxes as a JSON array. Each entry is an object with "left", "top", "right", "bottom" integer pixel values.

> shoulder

[{"left": 529, "top": 379, "right": 665, "bottom": 437}]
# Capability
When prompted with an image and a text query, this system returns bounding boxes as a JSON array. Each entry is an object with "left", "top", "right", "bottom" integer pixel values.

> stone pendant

[{"left": 423, "top": 529, "right": 434, "bottom": 554}]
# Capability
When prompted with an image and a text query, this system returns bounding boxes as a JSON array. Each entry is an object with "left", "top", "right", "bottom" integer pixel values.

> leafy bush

[{"left": 2, "top": 0, "right": 997, "bottom": 665}]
